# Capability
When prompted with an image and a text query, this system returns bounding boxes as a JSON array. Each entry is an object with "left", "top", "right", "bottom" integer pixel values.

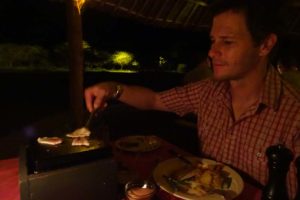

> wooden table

[
  {"left": 0, "top": 136, "right": 262, "bottom": 200},
  {"left": 113, "top": 136, "right": 262, "bottom": 200}
]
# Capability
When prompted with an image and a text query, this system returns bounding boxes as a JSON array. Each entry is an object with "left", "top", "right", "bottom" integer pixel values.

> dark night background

[
  {"left": 0, "top": 0, "right": 209, "bottom": 158},
  {"left": 0, "top": 0, "right": 299, "bottom": 159},
  {"left": 1, "top": 0, "right": 298, "bottom": 69},
  {"left": 0, "top": 0, "right": 211, "bottom": 69},
  {"left": 0, "top": 0, "right": 66, "bottom": 46}
]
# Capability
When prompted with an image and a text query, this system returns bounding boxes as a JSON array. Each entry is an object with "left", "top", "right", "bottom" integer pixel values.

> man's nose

[{"left": 208, "top": 43, "right": 221, "bottom": 59}]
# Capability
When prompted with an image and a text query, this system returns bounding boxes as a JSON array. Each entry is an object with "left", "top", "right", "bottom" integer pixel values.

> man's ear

[{"left": 259, "top": 33, "right": 277, "bottom": 56}]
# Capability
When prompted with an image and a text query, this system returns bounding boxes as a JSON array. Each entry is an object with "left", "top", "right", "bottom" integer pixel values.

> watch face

[{"left": 112, "top": 84, "right": 123, "bottom": 99}]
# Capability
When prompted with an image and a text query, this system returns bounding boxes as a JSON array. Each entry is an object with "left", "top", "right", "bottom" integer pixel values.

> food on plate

[
  {"left": 71, "top": 137, "right": 90, "bottom": 146},
  {"left": 166, "top": 162, "right": 232, "bottom": 197},
  {"left": 66, "top": 127, "right": 91, "bottom": 138},
  {"left": 37, "top": 137, "right": 63, "bottom": 145}
]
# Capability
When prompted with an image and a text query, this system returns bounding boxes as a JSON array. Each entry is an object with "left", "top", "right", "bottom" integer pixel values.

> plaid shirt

[{"left": 159, "top": 67, "right": 300, "bottom": 198}]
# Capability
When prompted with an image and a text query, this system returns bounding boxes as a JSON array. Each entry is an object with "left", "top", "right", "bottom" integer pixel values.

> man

[{"left": 85, "top": 0, "right": 299, "bottom": 198}]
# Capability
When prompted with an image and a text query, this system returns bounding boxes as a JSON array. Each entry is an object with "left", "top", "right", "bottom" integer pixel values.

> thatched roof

[
  {"left": 85, "top": 0, "right": 211, "bottom": 31},
  {"left": 81, "top": 0, "right": 300, "bottom": 35},
  {"left": 47, "top": 0, "right": 300, "bottom": 34}
]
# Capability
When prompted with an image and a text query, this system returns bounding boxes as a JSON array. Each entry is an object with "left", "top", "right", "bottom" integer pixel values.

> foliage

[
  {"left": 0, "top": 43, "right": 53, "bottom": 70},
  {"left": 0, "top": 41, "right": 180, "bottom": 72},
  {"left": 51, "top": 41, "right": 140, "bottom": 71}
]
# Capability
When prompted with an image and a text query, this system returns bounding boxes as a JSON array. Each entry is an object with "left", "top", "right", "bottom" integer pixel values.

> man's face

[{"left": 209, "top": 10, "right": 262, "bottom": 81}]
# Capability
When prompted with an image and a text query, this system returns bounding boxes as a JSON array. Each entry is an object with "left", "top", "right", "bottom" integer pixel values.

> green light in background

[
  {"left": 82, "top": 41, "right": 91, "bottom": 49},
  {"left": 112, "top": 51, "right": 134, "bottom": 66},
  {"left": 132, "top": 60, "right": 139, "bottom": 66},
  {"left": 159, "top": 56, "right": 167, "bottom": 66}
]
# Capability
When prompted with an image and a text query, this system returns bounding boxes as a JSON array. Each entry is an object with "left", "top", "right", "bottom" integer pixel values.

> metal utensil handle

[
  {"left": 168, "top": 149, "right": 193, "bottom": 166},
  {"left": 84, "top": 109, "right": 97, "bottom": 128}
]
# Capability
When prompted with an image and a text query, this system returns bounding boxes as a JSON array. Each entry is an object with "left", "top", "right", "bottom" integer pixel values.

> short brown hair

[{"left": 209, "top": 0, "right": 289, "bottom": 63}]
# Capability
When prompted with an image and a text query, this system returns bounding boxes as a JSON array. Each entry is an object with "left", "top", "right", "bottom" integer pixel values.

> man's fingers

[
  {"left": 84, "top": 89, "right": 96, "bottom": 112},
  {"left": 84, "top": 84, "right": 107, "bottom": 112},
  {"left": 92, "top": 96, "right": 107, "bottom": 111}
]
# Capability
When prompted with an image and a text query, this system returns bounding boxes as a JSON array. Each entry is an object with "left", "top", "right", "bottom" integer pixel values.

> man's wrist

[{"left": 111, "top": 84, "right": 123, "bottom": 99}]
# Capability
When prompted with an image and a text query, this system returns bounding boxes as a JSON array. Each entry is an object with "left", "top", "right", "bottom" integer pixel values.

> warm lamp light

[{"left": 74, "top": 0, "right": 85, "bottom": 13}]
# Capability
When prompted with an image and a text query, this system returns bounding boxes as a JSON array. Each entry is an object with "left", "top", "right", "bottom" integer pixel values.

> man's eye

[{"left": 224, "top": 40, "right": 234, "bottom": 45}]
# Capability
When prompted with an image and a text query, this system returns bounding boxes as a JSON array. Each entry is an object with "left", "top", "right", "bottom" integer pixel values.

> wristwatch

[{"left": 111, "top": 84, "right": 123, "bottom": 99}]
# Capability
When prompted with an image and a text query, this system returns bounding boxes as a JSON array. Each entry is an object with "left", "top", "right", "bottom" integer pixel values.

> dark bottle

[
  {"left": 295, "top": 156, "right": 300, "bottom": 200},
  {"left": 262, "top": 144, "right": 293, "bottom": 200}
]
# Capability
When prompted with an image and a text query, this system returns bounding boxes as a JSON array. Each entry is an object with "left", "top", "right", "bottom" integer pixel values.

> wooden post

[{"left": 66, "top": 0, "right": 84, "bottom": 128}]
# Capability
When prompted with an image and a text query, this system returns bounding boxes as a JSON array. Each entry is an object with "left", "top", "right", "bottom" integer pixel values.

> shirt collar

[
  {"left": 214, "top": 80, "right": 231, "bottom": 109},
  {"left": 214, "top": 66, "right": 283, "bottom": 112},
  {"left": 259, "top": 66, "right": 283, "bottom": 111}
]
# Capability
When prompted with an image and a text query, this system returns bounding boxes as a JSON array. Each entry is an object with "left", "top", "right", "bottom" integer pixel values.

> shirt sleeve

[{"left": 158, "top": 79, "right": 213, "bottom": 116}]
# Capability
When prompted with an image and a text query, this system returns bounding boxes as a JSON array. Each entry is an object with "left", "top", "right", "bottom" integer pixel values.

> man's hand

[{"left": 84, "top": 82, "right": 119, "bottom": 112}]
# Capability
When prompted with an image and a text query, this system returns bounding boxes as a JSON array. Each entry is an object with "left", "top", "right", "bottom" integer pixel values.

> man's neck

[
  {"left": 229, "top": 61, "right": 269, "bottom": 119},
  {"left": 230, "top": 61, "right": 268, "bottom": 101}
]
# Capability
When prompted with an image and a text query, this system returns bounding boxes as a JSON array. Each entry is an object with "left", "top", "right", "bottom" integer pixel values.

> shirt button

[{"left": 256, "top": 152, "right": 262, "bottom": 158}]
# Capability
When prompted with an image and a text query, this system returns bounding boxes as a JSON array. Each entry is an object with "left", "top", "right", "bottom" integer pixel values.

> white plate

[
  {"left": 153, "top": 157, "right": 244, "bottom": 200},
  {"left": 115, "top": 135, "right": 161, "bottom": 152}
]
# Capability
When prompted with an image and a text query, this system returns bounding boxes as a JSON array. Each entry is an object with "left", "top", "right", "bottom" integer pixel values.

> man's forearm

[{"left": 118, "top": 84, "right": 169, "bottom": 112}]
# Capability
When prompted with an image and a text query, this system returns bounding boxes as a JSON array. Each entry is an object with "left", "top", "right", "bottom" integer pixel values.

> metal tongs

[
  {"left": 84, "top": 108, "right": 102, "bottom": 130},
  {"left": 85, "top": 96, "right": 110, "bottom": 129}
]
